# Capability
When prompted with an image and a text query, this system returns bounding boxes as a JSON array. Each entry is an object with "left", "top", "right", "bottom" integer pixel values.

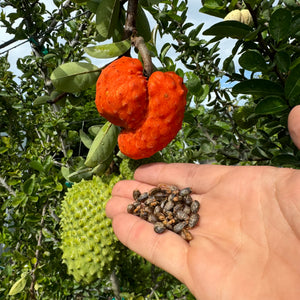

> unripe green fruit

[
  {"left": 224, "top": 9, "right": 253, "bottom": 26},
  {"left": 60, "top": 175, "right": 122, "bottom": 284}
]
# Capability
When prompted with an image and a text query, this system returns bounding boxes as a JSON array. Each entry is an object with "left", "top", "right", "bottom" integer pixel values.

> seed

[
  {"left": 173, "top": 221, "right": 188, "bottom": 233},
  {"left": 183, "top": 205, "right": 191, "bottom": 215},
  {"left": 145, "top": 197, "right": 156, "bottom": 206},
  {"left": 179, "top": 187, "right": 192, "bottom": 196},
  {"left": 190, "top": 200, "right": 200, "bottom": 213},
  {"left": 153, "top": 206, "right": 162, "bottom": 215},
  {"left": 137, "top": 192, "right": 149, "bottom": 202},
  {"left": 153, "top": 192, "right": 167, "bottom": 201},
  {"left": 144, "top": 206, "right": 154, "bottom": 214},
  {"left": 173, "top": 203, "right": 184, "bottom": 213},
  {"left": 184, "top": 195, "right": 193, "bottom": 205},
  {"left": 140, "top": 210, "right": 148, "bottom": 220},
  {"left": 127, "top": 204, "right": 135, "bottom": 214},
  {"left": 148, "top": 214, "right": 158, "bottom": 223},
  {"left": 181, "top": 228, "right": 193, "bottom": 242},
  {"left": 154, "top": 222, "right": 166, "bottom": 234},
  {"left": 156, "top": 212, "right": 166, "bottom": 221},
  {"left": 163, "top": 201, "right": 174, "bottom": 212},
  {"left": 133, "top": 189, "right": 141, "bottom": 200},
  {"left": 149, "top": 187, "right": 162, "bottom": 196},
  {"left": 188, "top": 213, "right": 200, "bottom": 228},
  {"left": 176, "top": 210, "right": 189, "bottom": 221}
]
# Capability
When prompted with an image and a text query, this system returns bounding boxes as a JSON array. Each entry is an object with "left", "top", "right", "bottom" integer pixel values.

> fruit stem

[{"left": 131, "top": 35, "right": 153, "bottom": 77}]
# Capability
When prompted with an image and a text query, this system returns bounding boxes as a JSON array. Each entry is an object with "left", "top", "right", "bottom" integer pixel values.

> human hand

[{"left": 106, "top": 163, "right": 300, "bottom": 300}]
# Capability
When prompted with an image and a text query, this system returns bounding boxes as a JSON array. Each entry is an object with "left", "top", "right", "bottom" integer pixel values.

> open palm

[{"left": 106, "top": 163, "right": 300, "bottom": 300}]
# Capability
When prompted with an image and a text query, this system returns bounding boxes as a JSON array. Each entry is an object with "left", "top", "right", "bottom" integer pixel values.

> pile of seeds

[{"left": 127, "top": 184, "right": 200, "bottom": 242}]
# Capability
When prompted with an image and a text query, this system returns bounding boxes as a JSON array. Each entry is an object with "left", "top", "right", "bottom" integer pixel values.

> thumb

[{"left": 288, "top": 105, "right": 300, "bottom": 149}]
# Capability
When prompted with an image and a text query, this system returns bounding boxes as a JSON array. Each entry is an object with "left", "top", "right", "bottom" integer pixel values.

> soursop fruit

[{"left": 60, "top": 174, "right": 122, "bottom": 284}]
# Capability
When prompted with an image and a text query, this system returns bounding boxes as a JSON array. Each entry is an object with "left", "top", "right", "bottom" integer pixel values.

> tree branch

[
  {"left": 124, "top": 0, "right": 139, "bottom": 39},
  {"left": 0, "top": 176, "right": 16, "bottom": 197}
]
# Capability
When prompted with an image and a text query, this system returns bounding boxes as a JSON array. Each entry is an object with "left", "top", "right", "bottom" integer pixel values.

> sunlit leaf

[
  {"left": 84, "top": 40, "right": 131, "bottom": 58},
  {"left": 255, "top": 96, "right": 288, "bottom": 115}
]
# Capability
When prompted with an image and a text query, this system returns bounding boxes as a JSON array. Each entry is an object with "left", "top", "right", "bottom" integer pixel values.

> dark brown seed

[
  {"left": 189, "top": 213, "right": 200, "bottom": 228},
  {"left": 154, "top": 222, "right": 166, "bottom": 234},
  {"left": 153, "top": 192, "right": 167, "bottom": 201},
  {"left": 145, "top": 196, "right": 156, "bottom": 205},
  {"left": 167, "top": 193, "right": 176, "bottom": 201},
  {"left": 183, "top": 205, "right": 191, "bottom": 215},
  {"left": 184, "top": 195, "right": 193, "bottom": 205},
  {"left": 181, "top": 228, "right": 193, "bottom": 242},
  {"left": 158, "top": 183, "right": 179, "bottom": 193},
  {"left": 153, "top": 206, "right": 162, "bottom": 215},
  {"left": 179, "top": 187, "right": 192, "bottom": 196},
  {"left": 148, "top": 214, "right": 158, "bottom": 223},
  {"left": 144, "top": 206, "right": 154, "bottom": 214},
  {"left": 190, "top": 200, "right": 200, "bottom": 213},
  {"left": 127, "top": 204, "right": 135, "bottom": 214},
  {"left": 176, "top": 210, "right": 189, "bottom": 221},
  {"left": 160, "top": 199, "right": 167, "bottom": 209},
  {"left": 149, "top": 187, "right": 162, "bottom": 196},
  {"left": 133, "top": 189, "right": 141, "bottom": 200},
  {"left": 173, "top": 203, "right": 184, "bottom": 213},
  {"left": 165, "top": 211, "right": 174, "bottom": 220},
  {"left": 140, "top": 210, "right": 148, "bottom": 220},
  {"left": 173, "top": 221, "right": 188, "bottom": 233},
  {"left": 163, "top": 201, "right": 174, "bottom": 212},
  {"left": 137, "top": 192, "right": 149, "bottom": 202},
  {"left": 156, "top": 212, "right": 166, "bottom": 221}
]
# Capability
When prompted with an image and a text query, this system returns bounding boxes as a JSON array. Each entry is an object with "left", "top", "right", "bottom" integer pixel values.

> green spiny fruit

[
  {"left": 120, "top": 152, "right": 164, "bottom": 179},
  {"left": 60, "top": 175, "right": 122, "bottom": 284}
]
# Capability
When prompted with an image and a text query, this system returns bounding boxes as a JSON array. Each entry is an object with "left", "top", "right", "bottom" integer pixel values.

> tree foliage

[{"left": 1, "top": 0, "right": 300, "bottom": 298}]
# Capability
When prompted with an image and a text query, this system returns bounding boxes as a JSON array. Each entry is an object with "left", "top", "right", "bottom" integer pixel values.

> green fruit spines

[{"left": 60, "top": 175, "right": 122, "bottom": 284}]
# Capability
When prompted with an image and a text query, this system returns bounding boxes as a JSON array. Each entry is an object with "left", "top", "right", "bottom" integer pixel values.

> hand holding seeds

[{"left": 106, "top": 163, "right": 300, "bottom": 300}]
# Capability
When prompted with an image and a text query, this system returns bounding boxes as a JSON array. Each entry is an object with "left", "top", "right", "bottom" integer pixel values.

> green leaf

[
  {"left": 185, "top": 72, "right": 202, "bottom": 96},
  {"left": 88, "top": 125, "right": 101, "bottom": 136},
  {"left": 33, "top": 95, "right": 51, "bottom": 106},
  {"left": 203, "top": 21, "right": 252, "bottom": 39},
  {"left": 269, "top": 8, "right": 292, "bottom": 42},
  {"left": 274, "top": 51, "right": 290, "bottom": 73},
  {"left": 96, "top": 0, "right": 119, "bottom": 38},
  {"left": 68, "top": 167, "right": 93, "bottom": 182},
  {"left": 85, "top": 122, "right": 119, "bottom": 168},
  {"left": 8, "top": 274, "right": 28, "bottom": 295},
  {"left": 84, "top": 40, "right": 131, "bottom": 59},
  {"left": 23, "top": 175, "right": 36, "bottom": 195},
  {"left": 285, "top": 64, "right": 300, "bottom": 101},
  {"left": 136, "top": 4, "right": 152, "bottom": 42},
  {"left": 29, "top": 160, "right": 44, "bottom": 173},
  {"left": 79, "top": 129, "right": 93, "bottom": 149},
  {"left": 50, "top": 62, "right": 100, "bottom": 93},
  {"left": 92, "top": 152, "right": 113, "bottom": 175},
  {"left": 255, "top": 96, "right": 288, "bottom": 115},
  {"left": 238, "top": 50, "right": 267, "bottom": 72},
  {"left": 232, "top": 79, "right": 284, "bottom": 96}
]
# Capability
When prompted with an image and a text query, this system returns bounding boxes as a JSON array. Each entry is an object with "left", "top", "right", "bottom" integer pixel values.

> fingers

[
  {"left": 288, "top": 105, "right": 300, "bottom": 149},
  {"left": 134, "top": 162, "right": 232, "bottom": 194},
  {"left": 106, "top": 185, "right": 189, "bottom": 282}
]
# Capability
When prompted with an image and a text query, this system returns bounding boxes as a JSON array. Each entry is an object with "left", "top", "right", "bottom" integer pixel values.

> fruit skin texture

[
  {"left": 118, "top": 71, "right": 187, "bottom": 159},
  {"left": 95, "top": 56, "right": 148, "bottom": 130},
  {"left": 60, "top": 175, "right": 123, "bottom": 284}
]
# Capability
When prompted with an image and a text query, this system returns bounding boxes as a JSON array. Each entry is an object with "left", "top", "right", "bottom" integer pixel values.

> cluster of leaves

[{"left": 1, "top": 0, "right": 300, "bottom": 299}]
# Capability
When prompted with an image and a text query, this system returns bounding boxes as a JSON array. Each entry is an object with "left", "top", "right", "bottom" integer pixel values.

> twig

[
  {"left": 110, "top": 271, "right": 121, "bottom": 300},
  {"left": 0, "top": 176, "right": 16, "bottom": 197},
  {"left": 131, "top": 35, "right": 153, "bottom": 77},
  {"left": 29, "top": 203, "right": 48, "bottom": 299},
  {"left": 124, "top": 0, "right": 139, "bottom": 39}
]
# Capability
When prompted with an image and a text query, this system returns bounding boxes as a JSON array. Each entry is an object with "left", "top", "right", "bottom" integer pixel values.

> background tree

[{"left": 0, "top": 0, "right": 300, "bottom": 298}]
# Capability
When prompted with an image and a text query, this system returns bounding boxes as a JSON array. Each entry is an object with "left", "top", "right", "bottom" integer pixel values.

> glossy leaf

[
  {"left": 275, "top": 51, "right": 290, "bottom": 73},
  {"left": 136, "top": 4, "right": 152, "bottom": 42},
  {"left": 88, "top": 125, "right": 101, "bottom": 136},
  {"left": 85, "top": 122, "right": 119, "bottom": 168},
  {"left": 33, "top": 95, "right": 51, "bottom": 106},
  {"left": 285, "top": 63, "right": 300, "bottom": 101},
  {"left": 238, "top": 50, "right": 267, "bottom": 72},
  {"left": 185, "top": 72, "right": 202, "bottom": 96},
  {"left": 255, "top": 96, "right": 288, "bottom": 115},
  {"left": 271, "top": 154, "right": 300, "bottom": 167},
  {"left": 50, "top": 62, "right": 100, "bottom": 93},
  {"left": 92, "top": 153, "right": 113, "bottom": 175},
  {"left": 23, "top": 175, "right": 36, "bottom": 195},
  {"left": 84, "top": 40, "right": 131, "bottom": 58},
  {"left": 96, "top": 0, "right": 119, "bottom": 38},
  {"left": 203, "top": 21, "right": 252, "bottom": 39},
  {"left": 232, "top": 79, "right": 284, "bottom": 96},
  {"left": 269, "top": 8, "right": 292, "bottom": 41}
]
